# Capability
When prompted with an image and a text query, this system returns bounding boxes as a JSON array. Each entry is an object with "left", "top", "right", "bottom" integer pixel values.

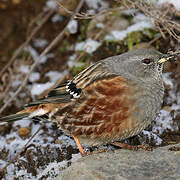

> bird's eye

[{"left": 142, "top": 58, "right": 151, "bottom": 64}]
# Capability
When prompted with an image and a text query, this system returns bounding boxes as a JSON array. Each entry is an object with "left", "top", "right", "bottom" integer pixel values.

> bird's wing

[
  {"left": 25, "top": 82, "right": 72, "bottom": 107},
  {"left": 26, "top": 62, "right": 116, "bottom": 107},
  {"left": 59, "top": 74, "right": 135, "bottom": 139},
  {"left": 0, "top": 62, "right": 117, "bottom": 123}
]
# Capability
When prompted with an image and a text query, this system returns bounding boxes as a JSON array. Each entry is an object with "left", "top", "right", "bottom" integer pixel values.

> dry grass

[{"left": 119, "top": 0, "right": 180, "bottom": 41}]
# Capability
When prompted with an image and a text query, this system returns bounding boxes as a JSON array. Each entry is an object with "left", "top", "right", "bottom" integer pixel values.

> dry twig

[
  {"left": 0, "top": 0, "right": 85, "bottom": 114},
  {"left": 120, "top": 0, "right": 180, "bottom": 41},
  {"left": 0, "top": 10, "right": 54, "bottom": 78}
]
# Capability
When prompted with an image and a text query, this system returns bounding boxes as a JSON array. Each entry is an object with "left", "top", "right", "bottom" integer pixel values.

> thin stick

[
  {"left": 0, "top": 0, "right": 84, "bottom": 114},
  {"left": 0, "top": 10, "right": 54, "bottom": 78},
  {"left": 0, "top": 124, "right": 44, "bottom": 172}
]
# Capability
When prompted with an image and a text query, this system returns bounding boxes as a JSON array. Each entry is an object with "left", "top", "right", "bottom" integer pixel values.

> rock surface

[{"left": 57, "top": 144, "right": 180, "bottom": 180}]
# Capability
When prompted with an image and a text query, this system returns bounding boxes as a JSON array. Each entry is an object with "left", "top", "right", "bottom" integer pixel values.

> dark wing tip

[{"left": 0, "top": 113, "right": 29, "bottom": 123}]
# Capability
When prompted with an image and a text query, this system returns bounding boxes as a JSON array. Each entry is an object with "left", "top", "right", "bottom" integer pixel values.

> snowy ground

[{"left": 0, "top": 0, "right": 179, "bottom": 179}]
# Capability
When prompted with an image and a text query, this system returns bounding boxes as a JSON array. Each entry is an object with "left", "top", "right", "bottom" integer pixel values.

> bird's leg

[
  {"left": 73, "top": 136, "right": 86, "bottom": 156},
  {"left": 112, "top": 142, "right": 152, "bottom": 151}
]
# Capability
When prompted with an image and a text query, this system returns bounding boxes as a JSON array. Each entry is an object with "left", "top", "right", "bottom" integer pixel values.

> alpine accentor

[{"left": 0, "top": 48, "right": 171, "bottom": 155}]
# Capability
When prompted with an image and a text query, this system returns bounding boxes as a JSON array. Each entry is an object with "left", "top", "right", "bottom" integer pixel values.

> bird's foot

[{"left": 112, "top": 142, "right": 152, "bottom": 151}]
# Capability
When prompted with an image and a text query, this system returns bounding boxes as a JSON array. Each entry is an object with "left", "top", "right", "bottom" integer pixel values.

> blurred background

[{"left": 0, "top": 0, "right": 179, "bottom": 179}]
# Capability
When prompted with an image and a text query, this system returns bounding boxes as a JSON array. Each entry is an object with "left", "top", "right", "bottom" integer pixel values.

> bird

[{"left": 0, "top": 48, "right": 172, "bottom": 156}]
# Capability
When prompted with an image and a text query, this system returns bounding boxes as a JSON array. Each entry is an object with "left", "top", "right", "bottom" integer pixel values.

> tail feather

[{"left": 0, "top": 113, "right": 29, "bottom": 123}]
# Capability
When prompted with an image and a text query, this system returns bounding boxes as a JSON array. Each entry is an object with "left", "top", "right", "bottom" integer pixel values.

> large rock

[{"left": 57, "top": 144, "right": 180, "bottom": 180}]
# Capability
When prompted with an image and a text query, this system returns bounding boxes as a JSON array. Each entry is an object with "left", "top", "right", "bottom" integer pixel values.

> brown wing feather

[{"left": 55, "top": 76, "right": 139, "bottom": 142}]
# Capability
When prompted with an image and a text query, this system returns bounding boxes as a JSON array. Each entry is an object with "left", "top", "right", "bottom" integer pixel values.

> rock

[
  {"left": 57, "top": 144, "right": 180, "bottom": 180},
  {"left": 18, "top": 127, "right": 31, "bottom": 138}
]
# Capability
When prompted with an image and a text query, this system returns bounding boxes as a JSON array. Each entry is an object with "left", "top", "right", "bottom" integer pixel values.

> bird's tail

[{"left": 0, "top": 113, "right": 29, "bottom": 123}]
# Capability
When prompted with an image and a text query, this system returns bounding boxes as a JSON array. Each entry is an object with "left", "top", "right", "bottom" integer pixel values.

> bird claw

[{"left": 112, "top": 142, "right": 153, "bottom": 151}]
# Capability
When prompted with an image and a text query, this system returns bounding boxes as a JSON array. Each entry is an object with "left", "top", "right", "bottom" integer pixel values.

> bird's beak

[{"left": 158, "top": 55, "right": 173, "bottom": 64}]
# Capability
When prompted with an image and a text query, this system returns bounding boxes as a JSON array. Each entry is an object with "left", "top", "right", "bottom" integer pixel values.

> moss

[
  {"left": 121, "top": 14, "right": 133, "bottom": 23},
  {"left": 79, "top": 19, "right": 91, "bottom": 41},
  {"left": 71, "top": 63, "right": 86, "bottom": 76},
  {"left": 124, "top": 29, "right": 158, "bottom": 50},
  {"left": 70, "top": 54, "right": 91, "bottom": 76},
  {"left": 143, "top": 28, "right": 157, "bottom": 39},
  {"left": 125, "top": 31, "right": 143, "bottom": 50},
  {"left": 100, "top": 28, "right": 159, "bottom": 56},
  {"left": 58, "top": 40, "right": 71, "bottom": 53}
]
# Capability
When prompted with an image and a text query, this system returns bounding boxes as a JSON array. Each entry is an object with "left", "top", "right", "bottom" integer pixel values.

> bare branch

[
  {"left": 120, "top": 0, "right": 180, "bottom": 41},
  {"left": 0, "top": 10, "right": 54, "bottom": 78},
  {"left": 0, "top": 0, "right": 85, "bottom": 114}
]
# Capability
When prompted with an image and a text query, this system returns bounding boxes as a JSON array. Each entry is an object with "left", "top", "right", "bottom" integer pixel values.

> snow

[
  {"left": 96, "top": 22, "right": 104, "bottom": 28},
  {"left": 0, "top": 118, "right": 80, "bottom": 179},
  {"left": 51, "top": 14, "right": 63, "bottom": 22},
  {"left": 75, "top": 38, "right": 101, "bottom": 54},
  {"left": 152, "top": 72, "right": 179, "bottom": 136},
  {"left": 24, "top": 46, "right": 54, "bottom": 64},
  {"left": 11, "top": 80, "right": 22, "bottom": 87},
  {"left": 67, "top": 20, "right": 78, "bottom": 34},
  {"left": 158, "top": 0, "right": 180, "bottom": 10},
  {"left": 13, "top": 119, "right": 31, "bottom": 127},
  {"left": 67, "top": 54, "right": 85, "bottom": 68},
  {"left": 33, "top": 39, "right": 48, "bottom": 48},
  {"left": 29, "top": 70, "right": 67, "bottom": 97},
  {"left": 29, "top": 72, "right": 40, "bottom": 83},
  {"left": 142, "top": 130, "right": 163, "bottom": 145},
  {"left": 30, "top": 82, "right": 54, "bottom": 96},
  {"left": 19, "top": 65, "right": 30, "bottom": 74},
  {"left": 46, "top": 0, "right": 58, "bottom": 10},
  {"left": 105, "top": 20, "right": 154, "bottom": 41},
  {"left": 1, "top": 0, "right": 179, "bottom": 178},
  {"left": 85, "top": 0, "right": 109, "bottom": 10},
  {"left": 45, "top": 70, "right": 67, "bottom": 82},
  {"left": 153, "top": 109, "right": 177, "bottom": 135}
]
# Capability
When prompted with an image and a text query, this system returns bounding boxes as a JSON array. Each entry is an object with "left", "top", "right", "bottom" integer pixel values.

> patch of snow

[
  {"left": 67, "top": 54, "right": 85, "bottom": 68},
  {"left": 152, "top": 72, "right": 179, "bottom": 136},
  {"left": 133, "top": 13, "right": 153, "bottom": 23},
  {"left": 85, "top": 0, "right": 109, "bottom": 10},
  {"left": 75, "top": 38, "right": 101, "bottom": 54},
  {"left": 162, "top": 72, "right": 177, "bottom": 104},
  {"left": 96, "top": 22, "right": 104, "bottom": 28},
  {"left": 158, "top": 0, "right": 180, "bottom": 10},
  {"left": 29, "top": 72, "right": 40, "bottom": 82},
  {"left": 0, "top": 159, "right": 6, "bottom": 167},
  {"left": 45, "top": 70, "right": 67, "bottom": 82},
  {"left": 11, "top": 80, "right": 22, "bottom": 87},
  {"left": 30, "top": 82, "right": 54, "bottom": 96},
  {"left": 46, "top": 0, "right": 58, "bottom": 10},
  {"left": 51, "top": 14, "right": 63, "bottom": 22},
  {"left": 105, "top": 20, "right": 154, "bottom": 41},
  {"left": 67, "top": 54, "right": 77, "bottom": 68},
  {"left": 33, "top": 39, "right": 48, "bottom": 48},
  {"left": 67, "top": 20, "right": 78, "bottom": 34},
  {"left": 15, "top": 169, "right": 33, "bottom": 179},
  {"left": 19, "top": 65, "right": 29, "bottom": 74},
  {"left": 13, "top": 119, "right": 31, "bottom": 127},
  {"left": 24, "top": 46, "right": 54, "bottom": 64},
  {"left": 40, "top": 53, "right": 54, "bottom": 64},
  {"left": 122, "top": 9, "right": 137, "bottom": 16},
  {"left": 142, "top": 130, "right": 163, "bottom": 145},
  {"left": 87, "top": 9, "right": 96, "bottom": 15},
  {"left": 153, "top": 109, "right": 178, "bottom": 135}
]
